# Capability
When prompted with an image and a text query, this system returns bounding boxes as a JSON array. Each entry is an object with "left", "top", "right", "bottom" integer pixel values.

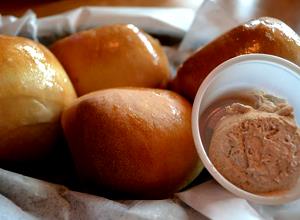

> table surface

[
  {"left": 0, "top": 0, "right": 300, "bottom": 33},
  {"left": 0, "top": 0, "right": 202, "bottom": 17}
]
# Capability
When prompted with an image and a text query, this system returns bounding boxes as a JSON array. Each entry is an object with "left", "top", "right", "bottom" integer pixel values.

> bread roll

[
  {"left": 172, "top": 17, "right": 300, "bottom": 101},
  {"left": 62, "top": 88, "right": 202, "bottom": 198},
  {"left": 0, "top": 35, "right": 76, "bottom": 161},
  {"left": 51, "top": 24, "right": 171, "bottom": 96}
]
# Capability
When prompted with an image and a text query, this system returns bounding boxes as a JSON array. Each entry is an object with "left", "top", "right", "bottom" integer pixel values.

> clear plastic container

[{"left": 192, "top": 53, "right": 300, "bottom": 205}]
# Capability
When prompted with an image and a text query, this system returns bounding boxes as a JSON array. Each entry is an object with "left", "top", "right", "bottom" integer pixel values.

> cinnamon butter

[{"left": 207, "top": 91, "right": 300, "bottom": 193}]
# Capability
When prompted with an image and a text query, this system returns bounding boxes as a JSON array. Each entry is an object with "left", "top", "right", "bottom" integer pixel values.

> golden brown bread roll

[
  {"left": 172, "top": 17, "right": 300, "bottom": 101},
  {"left": 0, "top": 35, "right": 76, "bottom": 161},
  {"left": 51, "top": 24, "right": 171, "bottom": 96},
  {"left": 62, "top": 88, "right": 202, "bottom": 198}
]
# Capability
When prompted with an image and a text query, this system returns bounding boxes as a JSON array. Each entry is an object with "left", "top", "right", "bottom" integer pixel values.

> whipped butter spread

[{"left": 208, "top": 91, "right": 300, "bottom": 193}]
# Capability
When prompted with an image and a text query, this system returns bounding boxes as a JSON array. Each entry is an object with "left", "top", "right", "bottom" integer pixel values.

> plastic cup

[{"left": 192, "top": 54, "right": 300, "bottom": 205}]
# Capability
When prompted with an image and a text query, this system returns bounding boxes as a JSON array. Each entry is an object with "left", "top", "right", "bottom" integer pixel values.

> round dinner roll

[
  {"left": 0, "top": 35, "right": 76, "bottom": 161},
  {"left": 171, "top": 17, "right": 300, "bottom": 101},
  {"left": 50, "top": 24, "right": 171, "bottom": 96},
  {"left": 62, "top": 88, "right": 203, "bottom": 198}
]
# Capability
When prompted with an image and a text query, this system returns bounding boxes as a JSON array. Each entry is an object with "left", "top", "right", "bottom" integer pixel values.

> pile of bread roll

[{"left": 1, "top": 17, "right": 299, "bottom": 199}]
